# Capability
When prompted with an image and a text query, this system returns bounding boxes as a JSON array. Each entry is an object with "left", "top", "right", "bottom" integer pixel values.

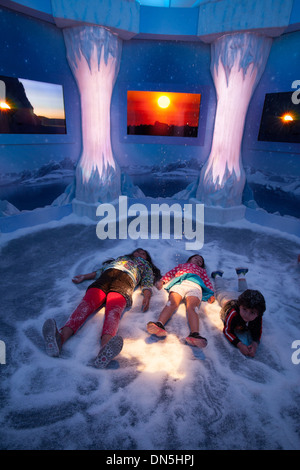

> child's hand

[
  {"left": 237, "top": 342, "right": 252, "bottom": 357},
  {"left": 72, "top": 275, "right": 85, "bottom": 284},
  {"left": 247, "top": 342, "right": 258, "bottom": 357}
]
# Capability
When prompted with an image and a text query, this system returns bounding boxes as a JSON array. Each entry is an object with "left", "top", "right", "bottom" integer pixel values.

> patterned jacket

[{"left": 96, "top": 256, "right": 154, "bottom": 293}]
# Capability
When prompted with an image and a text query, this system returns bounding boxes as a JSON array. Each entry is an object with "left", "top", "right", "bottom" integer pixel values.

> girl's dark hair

[
  {"left": 187, "top": 254, "right": 205, "bottom": 268},
  {"left": 221, "top": 289, "right": 266, "bottom": 321},
  {"left": 103, "top": 249, "right": 161, "bottom": 283}
]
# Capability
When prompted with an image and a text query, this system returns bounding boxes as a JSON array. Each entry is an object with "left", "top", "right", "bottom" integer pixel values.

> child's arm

[
  {"left": 72, "top": 272, "right": 97, "bottom": 284},
  {"left": 223, "top": 309, "right": 244, "bottom": 348},
  {"left": 141, "top": 288, "right": 151, "bottom": 312},
  {"left": 156, "top": 280, "right": 164, "bottom": 290}
]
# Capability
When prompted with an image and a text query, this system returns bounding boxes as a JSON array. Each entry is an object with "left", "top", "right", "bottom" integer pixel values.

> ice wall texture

[
  {"left": 52, "top": 0, "right": 139, "bottom": 38},
  {"left": 63, "top": 26, "right": 122, "bottom": 205},
  {"left": 197, "top": 33, "right": 272, "bottom": 207}
]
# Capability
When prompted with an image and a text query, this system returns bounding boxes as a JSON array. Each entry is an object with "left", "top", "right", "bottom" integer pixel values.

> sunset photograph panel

[
  {"left": 0, "top": 75, "right": 66, "bottom": 134},
  {"left": 127, "top": 90, "right": 201, "bottom": 137}
]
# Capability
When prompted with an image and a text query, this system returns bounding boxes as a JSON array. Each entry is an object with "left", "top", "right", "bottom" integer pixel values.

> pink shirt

[{"left": 161, "top": 263, "right": 214, "bottom": 292}]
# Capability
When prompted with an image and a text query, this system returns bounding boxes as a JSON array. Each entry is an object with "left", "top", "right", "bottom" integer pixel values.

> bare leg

[
  {"left": 236, "top": 267, "right": 249, "bottom": 292},
  {"left": 158, "top": 292, "right": 182, "bottom": 326},
  {"left": 60, "top": 326, "right": 74, "bottom": 344},
  {"left": 185, "top": 296, "right": 201, "bottom": 333},
  {"left": 101, "top": 334, "right": 112, "bottom": 348}
]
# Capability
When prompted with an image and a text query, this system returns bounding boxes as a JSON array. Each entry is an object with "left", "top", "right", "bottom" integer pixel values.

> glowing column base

[
  {"left": 63, "top": 26, "right": 122, "bottom": 214},
  {"left": 197, "top": 33, "right": 272, "bottom": 207}
]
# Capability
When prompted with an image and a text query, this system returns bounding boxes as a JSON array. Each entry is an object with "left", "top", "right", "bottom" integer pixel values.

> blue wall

[
  {"left": 112, "top": 38, "right": 215, "bottom": 169},
  {"left": 0, "top": 5, "right": 81, "bottom": 174},
  {"left": 0, "top": 4, "right": 299, "bottom": 216},
  {"left": 243, "top": 30, "right": 300, "bottom": 177}
]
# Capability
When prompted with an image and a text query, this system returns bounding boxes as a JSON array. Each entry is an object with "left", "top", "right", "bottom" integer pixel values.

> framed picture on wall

[
  {"left": 0, "top": 75, "right": 66, "bottom": 134},
  {"left": 258, "top": 91, "right": 300, "bottom": 143}
]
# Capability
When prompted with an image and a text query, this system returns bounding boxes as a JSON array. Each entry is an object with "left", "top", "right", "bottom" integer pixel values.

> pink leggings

[{"left": 63, "top": 288, "right": 127, "bottom": 337}]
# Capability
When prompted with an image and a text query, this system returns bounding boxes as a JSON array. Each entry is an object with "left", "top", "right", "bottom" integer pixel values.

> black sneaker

[
  {"left": 185, "top": 332, "right": 207, "bottom": 348},
  {"left": 147, "top": 321, "right": 167, "bottom": 337}
]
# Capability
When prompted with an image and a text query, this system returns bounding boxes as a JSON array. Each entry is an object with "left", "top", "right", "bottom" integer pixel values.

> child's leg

[
  {"left": 147, "top": 292, "right": 182, "bottom": 336},
  {"left": 158, "top": 292, "right": 182, "bottom": 325},
  {"left": 100, "top": 292, "right": 127, "bottom": 347},
  {"left": 211, "top": 271, "right": 238, "bottom": 307},
  {"left": 185, "top": 296, "right": 207, "bottom": 347},
  {"left": 61, "top": 288, "right": 107, "bottom": 342},
  {"left": 185, "top": 296, "right": 201, "bottom": 333},
  {"left": 236, "top": 267, "right": 249, "bottom": 292}
]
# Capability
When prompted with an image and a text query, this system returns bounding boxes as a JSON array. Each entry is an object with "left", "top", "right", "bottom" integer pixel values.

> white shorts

[{"left": 169, "top": 280, "right": 202, "bottom": 301}]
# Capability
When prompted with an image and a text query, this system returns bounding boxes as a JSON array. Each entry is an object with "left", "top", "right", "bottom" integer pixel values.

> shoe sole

[
  {"left": 94, "top": 335, "right": 124, "bottom": 369},
  {"left": 147, "top": 322, "right": 167, "bottom": 337},
  {"left": 185, "top": 336, "right": 207, "bottom": 349},
  {"left": 42, "top": 319, "right": 61, "bottom": 357}
]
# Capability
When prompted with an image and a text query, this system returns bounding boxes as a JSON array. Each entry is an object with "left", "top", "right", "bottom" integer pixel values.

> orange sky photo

[{"left": 127, "top": 90, "right": 201, "bottom": 127}]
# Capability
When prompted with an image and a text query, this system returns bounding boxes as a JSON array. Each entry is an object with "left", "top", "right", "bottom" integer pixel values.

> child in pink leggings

[{"left": 42, "top": 248, "right": 160, "bottom": 368}]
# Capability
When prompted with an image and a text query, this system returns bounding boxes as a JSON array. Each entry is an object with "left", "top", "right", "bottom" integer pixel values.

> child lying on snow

[
  {"left": 147, "top": 254, "right": 215, "bottom": 348},
  {"left": 42, "top": 248, "right": 161, "bottom": 368},
  {"left": 211, "top": 268, "right": 266, "bottom": 358}
]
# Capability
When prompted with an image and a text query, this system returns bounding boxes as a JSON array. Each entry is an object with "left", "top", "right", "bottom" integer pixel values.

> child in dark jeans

[{"left": 212, "top": 268, "right": 266, "bottom": 358}]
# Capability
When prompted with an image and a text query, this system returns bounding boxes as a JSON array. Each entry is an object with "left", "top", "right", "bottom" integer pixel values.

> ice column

[
  {"left": 197, "top": 33, "right": 272, "bottom": 207},
  {"left": 63, "top": 26, "right": 122, "bottom": 214}
]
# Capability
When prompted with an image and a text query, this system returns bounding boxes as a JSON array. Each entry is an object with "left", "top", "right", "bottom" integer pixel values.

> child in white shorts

[
  {"left": 147, "top": 255, "right": 215, "bottom": 348},
  {"left": 169, "top": 279, "right": 203, "bottom": 301}
]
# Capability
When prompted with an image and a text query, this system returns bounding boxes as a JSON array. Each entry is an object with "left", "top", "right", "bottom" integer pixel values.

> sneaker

[
  {"left": 147, "top": 321, "right": 167, "bottom": 337},
  {"left": 185, "top": 332, "right": 208, "bottom": 348},
  {"left": 42, "top": 319, "right": 62, "bottom": 357},
  {"left": 94, "top": 335, "right": 123, "bottom": 369},
  {"left": 235, "top": 267, "right": 248, "bottom": 276},
  {"left": 211, "top": 270, "right": 224, "bottom": 279}
]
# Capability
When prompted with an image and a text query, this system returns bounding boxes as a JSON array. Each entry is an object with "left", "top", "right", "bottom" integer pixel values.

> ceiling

[{"left": 136, "top": 0, "right": 204, "bottom": 7}]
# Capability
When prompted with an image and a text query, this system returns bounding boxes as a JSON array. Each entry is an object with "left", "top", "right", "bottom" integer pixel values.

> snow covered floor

[{"left": 0, "top": 215, "right": 300, "bottom": 450}]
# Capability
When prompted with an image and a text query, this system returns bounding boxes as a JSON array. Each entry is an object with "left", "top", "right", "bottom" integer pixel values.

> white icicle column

[
  {"left": 63, "top": 26, "right": 122, "bottom": 217},
  {"left": 197, "top": 33, "right": 272, "bottom": 207}
]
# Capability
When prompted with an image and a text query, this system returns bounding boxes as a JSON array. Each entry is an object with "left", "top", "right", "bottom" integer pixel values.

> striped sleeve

[{"left": 223, "top": 308, "right": 241, "bottom": 347}]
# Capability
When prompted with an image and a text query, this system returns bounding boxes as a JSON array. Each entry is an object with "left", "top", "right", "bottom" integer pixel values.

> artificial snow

[{"left": 0, "top": 212, "right": 299, "bottom": 450}]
